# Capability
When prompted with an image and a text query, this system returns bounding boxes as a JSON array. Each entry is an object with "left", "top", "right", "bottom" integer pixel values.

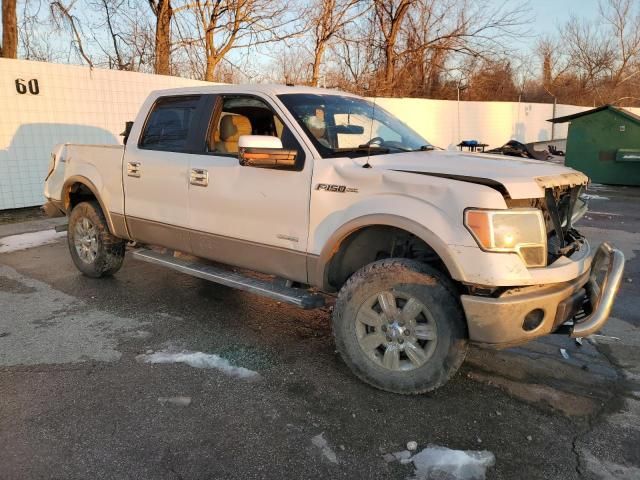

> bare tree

[
  {"left": 400, "top": 0, "right": 455, "bottom": 96},
  {"left": 564, "top": 18, "right": 613, "bottom": 97},
  {"left": 124, "top": 16, "right": 156, "bottom": 72},
  {"left": 465, "top": 59, "right": 519, "bottom": 101},
  {"left": 94, "top": 0, "right": 128, "bottom": 69},
  {"left": 306, "top": 0, "right": 367, "bottom": 86},
  {"left": 50, "top": 0, "right": 94, "bottom": 67},
  {"left": 347, "top": 0, "right": 527, "bottom": 96},
  {"left": 561, "top": 0, "right": 640, "bottom": 105},
  {"left": 537, "top": 37, "right": 560, "bottom": 92},
  {"left": 149, "top": 0, "right": 172, "bottom": 75},
  {"left": 89, "top": 0, "right": 155, "bottom": 71},
  {"left": 173, "top": 0, "right": 297, "bottom": 82},
  {"left": 332, "top": 20, "right": 378, "bottom": 92},
  {"left": 19, "top": 0, "right": 56, "bottom": 61},
  {"left": 599, "top": 0, "right": 640, "bottom": 94},
  {"left": 106, "top": 0, "right": 128, "bottom": 69},
  {"left": 261, "top": 44, "right": 311, "bottom": 84},
  {"left": 1, "top": 0, "right": 17, "bottom": 58},
  {"left": 397, "top": 0, "right": 527, "bottom": 96},
  {"left": 373, "top": 0, "right": 415, "bottom": 91}
]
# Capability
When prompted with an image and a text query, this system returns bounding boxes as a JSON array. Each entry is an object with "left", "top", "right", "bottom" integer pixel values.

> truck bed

[{"left": 45, "top": 144, "right": 126, "bottom": 216}]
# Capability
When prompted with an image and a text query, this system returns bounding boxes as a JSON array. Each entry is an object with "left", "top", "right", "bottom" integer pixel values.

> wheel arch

[
  {"left": 309, "top": 214, "right": 465, "bottom": 292},
  {"left": 62, "top": 176, "right": 117, "bottom": 236}
]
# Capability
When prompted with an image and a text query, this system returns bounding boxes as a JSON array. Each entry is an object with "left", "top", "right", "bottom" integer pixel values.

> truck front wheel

[
  {"left": 332, "top": 259, "right": 468, "bottom": 394},
  {"left": 68, "top": 201, "right": 126, "bottom": 278}
]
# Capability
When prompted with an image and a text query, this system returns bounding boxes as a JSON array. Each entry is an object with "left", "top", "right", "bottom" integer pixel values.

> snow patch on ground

[
  {"left": 158, "top": 396, "right": 192, "bottom": 406},
  {"left": 388, "top": 445, "right": 495, "bottom": 480},
  {"left": 137, "top": 350, "right": 260, "bottom": 379},
  {"left": 0, "top": 230, "right": 66, "bottom": 253},
  {"left": 311, "top": 433, "right": 338, "bottom": 464},
  {"left": 582, "top": 193, "right": 609, "bottom": 200}
]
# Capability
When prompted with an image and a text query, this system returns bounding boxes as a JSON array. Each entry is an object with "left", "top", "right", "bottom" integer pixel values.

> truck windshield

[{"left": 278, "top": 93, "right": 432, "bottom": 158}]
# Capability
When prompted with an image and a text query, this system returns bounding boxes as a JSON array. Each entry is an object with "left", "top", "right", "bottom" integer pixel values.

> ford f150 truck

[{"left": 43, "top": 84, "right": 625, "bottom": 394}]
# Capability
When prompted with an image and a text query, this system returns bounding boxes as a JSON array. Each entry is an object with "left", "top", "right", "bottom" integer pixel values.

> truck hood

[{"left": 366, "top": 150, "right": 588, "bottom": 199}]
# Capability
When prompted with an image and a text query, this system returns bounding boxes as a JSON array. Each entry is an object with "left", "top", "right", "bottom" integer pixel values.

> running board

[{"left": 131, "top": 248, "right": 325, "bottom": 310}]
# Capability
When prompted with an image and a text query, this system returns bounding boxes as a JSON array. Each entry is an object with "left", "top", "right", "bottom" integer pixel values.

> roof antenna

[{"left": 362, "top": 96, "right": 376, "bottom": 169}]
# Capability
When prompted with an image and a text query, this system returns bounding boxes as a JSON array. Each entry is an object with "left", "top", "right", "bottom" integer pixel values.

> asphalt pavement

[{"left": 0, "top": 186, "right": 638, "bottom": 480}]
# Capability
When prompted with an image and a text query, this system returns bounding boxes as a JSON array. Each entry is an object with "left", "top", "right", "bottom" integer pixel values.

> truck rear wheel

[
  {"left": 68, "top": 201, "right": 125, "bottom": 278},
  {"left": 332, "top": 258, "right": 468, "bottom": 394}
]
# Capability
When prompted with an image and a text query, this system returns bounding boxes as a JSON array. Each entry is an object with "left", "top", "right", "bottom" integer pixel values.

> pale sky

[{"left": 513, "top": 0, "right": 601, "bottom": 47}]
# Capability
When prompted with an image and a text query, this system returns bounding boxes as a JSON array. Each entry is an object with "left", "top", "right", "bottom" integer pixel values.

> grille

[
  {"left": 506, "top": 184, "right": 586, "bottom": 263},
  {"left": 543, "top": 185, "right": 586, "bottom": 261}
]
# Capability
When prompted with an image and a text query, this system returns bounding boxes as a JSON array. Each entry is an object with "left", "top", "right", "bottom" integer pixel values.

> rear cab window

[{"left": 139, "top": 96, "right": 201, "bottom": 152}]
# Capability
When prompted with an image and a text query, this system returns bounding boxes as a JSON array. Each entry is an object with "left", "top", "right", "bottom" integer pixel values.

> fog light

[{"left": 523, "top": 309, "right": 544, "bottom": 331}]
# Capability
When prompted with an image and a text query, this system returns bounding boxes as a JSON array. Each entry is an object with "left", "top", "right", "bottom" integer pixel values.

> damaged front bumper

[{"left": 461, "top": 242, "right": 625, "bottom": 348}]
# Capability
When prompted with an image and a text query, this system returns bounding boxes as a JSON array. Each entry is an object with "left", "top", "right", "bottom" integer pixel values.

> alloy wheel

[{"left": 355, "top": 290, "right": 438, "bottom": 371}]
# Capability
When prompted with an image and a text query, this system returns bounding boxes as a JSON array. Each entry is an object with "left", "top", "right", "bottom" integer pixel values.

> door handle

[
  {"left": 190, "top": 168, "right": 209, "bottom": 187},
  {"left": 127, "top": 161, "right": 141, "bottom": 177}
]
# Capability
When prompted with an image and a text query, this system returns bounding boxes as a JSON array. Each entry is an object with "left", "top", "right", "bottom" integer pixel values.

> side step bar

[{"left": 132, "top": 248, "right": 325, "bottom": 310}]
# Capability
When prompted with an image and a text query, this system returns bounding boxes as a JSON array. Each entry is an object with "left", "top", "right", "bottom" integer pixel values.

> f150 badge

[{"left": 316, "top": 183, "right": 358, "bottom": 193}]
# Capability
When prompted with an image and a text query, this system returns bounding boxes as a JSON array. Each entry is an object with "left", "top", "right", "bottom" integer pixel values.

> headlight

[{"left": 464, "top": 208, "right": 547, "bottom": 267}]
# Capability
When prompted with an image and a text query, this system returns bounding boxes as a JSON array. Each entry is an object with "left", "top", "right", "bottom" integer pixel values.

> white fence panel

[
  {"left": 375, "top": 98, "right": 593, "bottom": 149},
  {"left": 0, "top": 59, "right": 206, "bottom": 210}
]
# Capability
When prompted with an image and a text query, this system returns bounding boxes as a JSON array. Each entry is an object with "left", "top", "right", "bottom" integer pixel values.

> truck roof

[{"left": 148, "top": 83, "right": 359, "bottom": 98}]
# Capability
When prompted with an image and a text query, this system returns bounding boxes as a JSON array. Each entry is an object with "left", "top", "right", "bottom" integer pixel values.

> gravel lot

[{"left": 0, "top": 185, "right": 638, "bottom": 480}]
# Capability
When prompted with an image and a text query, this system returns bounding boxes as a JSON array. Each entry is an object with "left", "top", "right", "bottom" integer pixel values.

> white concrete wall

[
  {"left": 2, "top": 58, "right": 639, "bottom": 210},
  {"left": 376, "top": 98, "right": 640, "bottom": 150},
  {"left": 0, "top": 59, "right": 207, "bottom": 210},
  {"left": 376, "top": 98, "right": 583, "bottom": 150}
]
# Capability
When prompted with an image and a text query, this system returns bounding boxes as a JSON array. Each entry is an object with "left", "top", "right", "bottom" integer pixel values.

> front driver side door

[{"left": 187, "top": 94, "right": 314, "bottom": 283}]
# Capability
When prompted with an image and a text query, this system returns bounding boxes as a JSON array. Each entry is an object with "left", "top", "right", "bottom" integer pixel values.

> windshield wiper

[
  {"left": 325, "top": 146, "right": 390, "bottom": 157},
  {"left": 416, "top": 145, "right": 435, "bottom": 151}
]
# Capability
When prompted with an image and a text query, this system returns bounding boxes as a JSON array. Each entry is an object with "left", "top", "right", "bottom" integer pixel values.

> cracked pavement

[{"left": 0, "top": 185, "right": 638, "bottom": 479}]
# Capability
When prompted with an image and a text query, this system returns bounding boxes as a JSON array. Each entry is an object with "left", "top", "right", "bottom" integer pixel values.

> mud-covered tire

[
  {"left": 67, "top": 201, "right": 125, "bottom": 278},
  {"left": 332, "top": 258, "right": 468, "bottom": 394}
]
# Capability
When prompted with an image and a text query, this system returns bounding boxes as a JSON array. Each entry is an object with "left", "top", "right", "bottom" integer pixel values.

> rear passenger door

[
  {"left": 187, "top": 94, "right": 313, "bottom": 283},
  {"left": 124, "top": 95, "right": 211, "bottom": 252}
]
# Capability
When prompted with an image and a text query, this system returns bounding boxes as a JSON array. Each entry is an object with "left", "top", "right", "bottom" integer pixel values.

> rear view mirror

[
  {"left": 332, "top": 124, "right": 365, "bottom": 135},
  {"left": 238, "top": 135, "right": 297, "bottom": 170}
]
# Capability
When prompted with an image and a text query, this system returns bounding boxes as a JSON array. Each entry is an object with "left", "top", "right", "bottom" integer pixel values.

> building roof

[{"left": 549, "top": 104, "right": 640, "bottom": 124}]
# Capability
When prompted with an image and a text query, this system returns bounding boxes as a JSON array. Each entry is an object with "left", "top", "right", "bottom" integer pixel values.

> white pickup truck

[{"left": 43, "top": 84, "right": 624, "bottom": 394}]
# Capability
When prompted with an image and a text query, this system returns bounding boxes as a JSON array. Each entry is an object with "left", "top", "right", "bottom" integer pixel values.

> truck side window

[
  {"left": 207, "top": 96, "right": 305, "bottom": 169},
  {"left": 139, "top": 96, "right": 200, "bottom": 152}
]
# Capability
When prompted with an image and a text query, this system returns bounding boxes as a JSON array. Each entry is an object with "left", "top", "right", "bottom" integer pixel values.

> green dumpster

[{"left": 549, "top": 105, "right": 640, "bottom": 186}]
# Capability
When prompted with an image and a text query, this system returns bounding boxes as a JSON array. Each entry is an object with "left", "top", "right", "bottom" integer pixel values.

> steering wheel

[{"left": 362, "top": 136, "right": 385, "bottom": 147}]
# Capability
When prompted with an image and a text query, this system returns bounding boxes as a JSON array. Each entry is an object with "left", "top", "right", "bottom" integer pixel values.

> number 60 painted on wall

[{"left": 15, "top": 78, "right": 40, "bottom": 95}]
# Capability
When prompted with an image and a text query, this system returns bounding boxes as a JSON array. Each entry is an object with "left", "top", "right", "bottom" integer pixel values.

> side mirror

[
  {"left": 238, "top": 135, "right": 297, "bottom": 170},
  {"left": 121, "top": 121, "right": 134, "bottom": 145}
]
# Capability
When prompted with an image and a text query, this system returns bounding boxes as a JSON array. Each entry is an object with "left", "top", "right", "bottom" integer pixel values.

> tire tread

[
  {"left": 332, "top": 258, "right": 468, "bottom": 394},
  {"left": 68, "top": 201, "right": 125, "bottom": 277}
]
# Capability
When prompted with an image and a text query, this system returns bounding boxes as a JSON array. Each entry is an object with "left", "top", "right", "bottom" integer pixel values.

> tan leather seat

[{"left": 215, "top": 114, "right": 252, "bottom": 153}]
